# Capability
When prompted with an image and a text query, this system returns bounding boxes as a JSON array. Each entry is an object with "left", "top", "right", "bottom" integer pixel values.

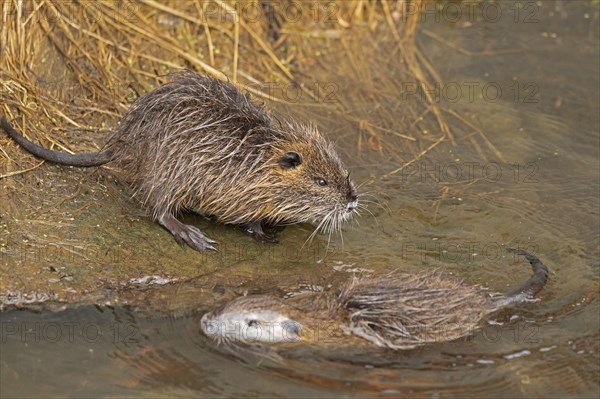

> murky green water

[{"left": 1, "top": 1, "right": 599, "bottom": 398}]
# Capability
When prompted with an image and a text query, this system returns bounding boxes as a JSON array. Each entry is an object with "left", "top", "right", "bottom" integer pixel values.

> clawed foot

[
  {"left": 159, "top": 214, "right": 217, "bottom": 252},
  {"left": 245, "top": 222, "right": 279, "bottom": 243},
  {"left": 173, "top": 224, "right": 217, "bottom": 251}
]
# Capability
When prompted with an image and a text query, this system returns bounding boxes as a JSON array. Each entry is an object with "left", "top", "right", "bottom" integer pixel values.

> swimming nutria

[
  {"left": 1, "top": 71, "right": 358, "bottom": 251},
  {"left": 201, "top": 249, "right": 548, "bottom": 349}
]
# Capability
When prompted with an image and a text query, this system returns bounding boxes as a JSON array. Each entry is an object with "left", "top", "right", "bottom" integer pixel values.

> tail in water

[
  {"left": 1, "top": 117, "right": 111, "bottom": 167},
  {"left": 496, "top": 248, "right": 549, "bottom": 306}
]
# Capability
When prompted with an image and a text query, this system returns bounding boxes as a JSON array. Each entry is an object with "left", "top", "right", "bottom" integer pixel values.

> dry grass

[{"left": 0, "top": 0, "right": 469, "bottom": 177}]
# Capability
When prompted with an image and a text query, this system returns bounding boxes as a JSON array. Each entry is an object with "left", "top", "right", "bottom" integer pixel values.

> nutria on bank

[{"left": 2, "top": 71, "right": 358, "bottom": 251}]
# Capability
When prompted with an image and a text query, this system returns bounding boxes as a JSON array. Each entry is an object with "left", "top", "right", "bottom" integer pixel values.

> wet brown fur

[
  {"left": 2, "top": 71, "right": 357, "bottom": 249},
  {"left": 335, "top": 272, "right": 496, "bottom": 348},
  {"left": 107, "top": 71, "right": 356, "bottom": 227}
]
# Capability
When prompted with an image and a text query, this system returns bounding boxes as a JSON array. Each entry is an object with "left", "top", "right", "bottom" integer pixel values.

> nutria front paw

[
  {"left": 174, "top": 224, "right": 218, "bottom": 251},
  {"left": 250, "top": 230, "right": 279, "bottom": 244},
  {"left": 159, "top": 214, "right": 217, "bottom": 252},
  {"left": 245, "top": 222, "right": 279, "bottom": 243}
]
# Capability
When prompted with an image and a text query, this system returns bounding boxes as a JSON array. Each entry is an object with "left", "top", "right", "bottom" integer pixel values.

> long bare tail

[
  {"left": 1, "top": 117, "right": 111, "bottom": 167},
  {"left": 495, "top": 248, "right": 549, "bottom": 306}
]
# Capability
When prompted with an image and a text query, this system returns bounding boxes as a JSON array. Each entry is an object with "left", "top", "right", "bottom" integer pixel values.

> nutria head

[
  {"left": 267, "top": 121, "right": 358, "bottom": 230},
  {"left": 201, "top": 296, "right": 303, "bottom": 344}
]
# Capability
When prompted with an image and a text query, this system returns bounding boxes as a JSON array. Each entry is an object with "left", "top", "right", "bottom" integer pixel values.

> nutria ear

[{"left": 279, "top": 151, "right": 302, "bottom": 169}]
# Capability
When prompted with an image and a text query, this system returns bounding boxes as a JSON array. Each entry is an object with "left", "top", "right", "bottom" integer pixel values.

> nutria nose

[{"left": 346, "top": 192, "right": 358, "bottom": 212}]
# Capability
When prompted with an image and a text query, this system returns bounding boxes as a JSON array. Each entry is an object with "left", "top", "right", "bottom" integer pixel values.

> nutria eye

[
  {"left": 282, "top": 320, "right": 302, "bottom": 336},
  {"left": 315, "top": 178, "right": 328, "bottom": 187},
  {"left": 279, "top": 151, "right": 302, "bottom": 169}
]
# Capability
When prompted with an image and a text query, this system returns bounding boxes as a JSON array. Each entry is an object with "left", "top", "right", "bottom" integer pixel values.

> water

[{"left": 1, "top": 1, "right": 599, "bottom": 397}]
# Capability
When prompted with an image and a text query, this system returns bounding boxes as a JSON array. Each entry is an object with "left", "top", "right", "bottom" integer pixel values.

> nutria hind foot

[
  {"left": 245, "top": 221, "right": 279, "bottom": 243},
  {"left": 159, "top": 214, "right": 217, "bottom": 251}
]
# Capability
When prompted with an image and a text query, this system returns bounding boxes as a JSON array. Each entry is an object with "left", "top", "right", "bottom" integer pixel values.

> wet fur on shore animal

[
  {"left": 1, "top": 71, "right": 358, "bottom": 251},
  {"left": 201, "top": 249, "right": 548, "bottom": 350}
]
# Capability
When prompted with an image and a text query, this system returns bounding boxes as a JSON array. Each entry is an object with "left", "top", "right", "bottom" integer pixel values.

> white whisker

[{"left": 302, "top": 209, "right": 334, "bottom": 250}]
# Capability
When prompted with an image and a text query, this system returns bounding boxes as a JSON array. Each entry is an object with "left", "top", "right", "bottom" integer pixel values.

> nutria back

[{"left": 336, "top": 272, "right": 496, "bottom": 348}]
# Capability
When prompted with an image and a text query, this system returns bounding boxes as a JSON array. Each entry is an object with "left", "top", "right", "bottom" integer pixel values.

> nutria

[
  {"left": 201, "top": 249, "right": 548, "bottom": 350},
  {"left": 1, "top": 71, "right": 358, "bottom": 251}
]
